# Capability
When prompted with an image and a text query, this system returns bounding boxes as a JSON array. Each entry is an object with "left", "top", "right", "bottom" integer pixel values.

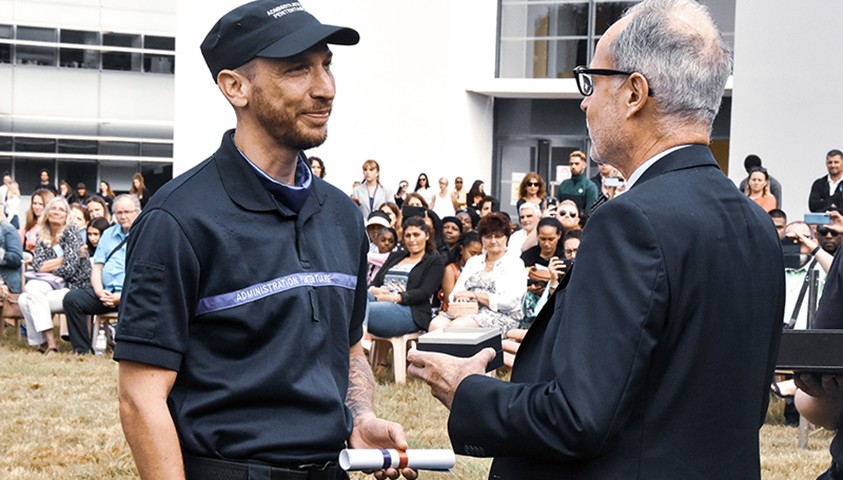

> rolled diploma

[{"left": 338, "top": 448, "right": 456, "bottom": 471}]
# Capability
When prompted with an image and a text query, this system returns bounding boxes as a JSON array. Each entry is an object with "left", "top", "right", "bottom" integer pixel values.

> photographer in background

[{"left": 795, "top": 209, "right": 843, "bottom": 479}]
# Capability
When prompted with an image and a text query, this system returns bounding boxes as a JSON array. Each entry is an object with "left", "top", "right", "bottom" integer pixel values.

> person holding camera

[{"left": 796, "top": 209, "right": 843, "bottom": 479}]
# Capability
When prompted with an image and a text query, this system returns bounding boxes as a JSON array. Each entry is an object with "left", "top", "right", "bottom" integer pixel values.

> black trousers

[{"left": 63, "top": 287, "right": 116, "bottom": 354}]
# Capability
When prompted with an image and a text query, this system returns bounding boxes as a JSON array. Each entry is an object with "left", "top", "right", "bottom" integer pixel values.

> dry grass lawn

[{"left": 0, "top": 327, "right": 834, "bottom": 479}]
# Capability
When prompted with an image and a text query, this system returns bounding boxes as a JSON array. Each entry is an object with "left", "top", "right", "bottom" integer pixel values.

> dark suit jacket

[
  {"left": 448, "top": 145, "right": 784, "bottom": 479},
  {"left": 809, "top": 175, "right": 843, "bottom": 212}
]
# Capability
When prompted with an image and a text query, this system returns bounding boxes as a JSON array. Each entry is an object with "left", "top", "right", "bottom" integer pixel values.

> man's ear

[
  {"left": 625, "top": 72, "right": 650, "bottom": 118},
  {"left": 217, "top": 69, "right": 250, "bottom": 108}
]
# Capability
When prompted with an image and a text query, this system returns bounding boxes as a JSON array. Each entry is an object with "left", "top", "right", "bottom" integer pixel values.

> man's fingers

[{"left": 506, "top": 328, "right": 528, "bottom": 342}]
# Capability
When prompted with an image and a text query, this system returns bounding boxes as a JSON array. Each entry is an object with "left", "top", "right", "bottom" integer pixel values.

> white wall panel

[
  {"left": 0, "top": 68, "right": 12, "bottom": 114},
  {"left": 12, "top": 66, "right": 99, "bottom": 117},
  {"left": 11, "top": 1, "right": 100, "bottom": 28},
  {"left": 100, "top": 72, "right": 174, "bottom": 121},
  {"left": 729, "top": 0, "right": 843, "bottom": 218}
]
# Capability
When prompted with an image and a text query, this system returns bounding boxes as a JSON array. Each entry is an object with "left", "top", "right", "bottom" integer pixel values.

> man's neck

[
  {"left": 617, "top": 128, "right": 709, "bottom": 180},
  {"left": 830, "top": 173, "right": 842, "bottom": 183},
  {"left": 233, "top": 127, "right": 299, "bottom": 185}
]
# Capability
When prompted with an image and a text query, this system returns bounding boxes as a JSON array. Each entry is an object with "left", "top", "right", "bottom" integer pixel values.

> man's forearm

[{"left": 346, "top": 343, "right": 376, "bottom": 420}]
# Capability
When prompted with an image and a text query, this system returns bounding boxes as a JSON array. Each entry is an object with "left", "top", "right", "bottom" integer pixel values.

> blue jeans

[{"left": 366, "top": 292, "right": 418, "bottom": 337}]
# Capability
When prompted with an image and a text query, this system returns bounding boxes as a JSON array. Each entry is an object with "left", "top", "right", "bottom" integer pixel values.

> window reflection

[{"left": 499, "top": 0, "right": 734, "bottom": 79}]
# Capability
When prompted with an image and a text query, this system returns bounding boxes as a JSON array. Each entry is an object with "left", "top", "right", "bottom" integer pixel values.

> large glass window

[
  {"left": 0, "top": 25, "right": 11, "bottom": 64},
  {"left": 99, "top": 141, "right": 140, "bottom": 157},
  {"left": 16, "top": 26, "right": 58, "bottom": 66},
  {"left": 498, "top": 0, "right": 734, "bottom": 78},
  {"left": 58, "top": 160, "right": 98, "bottom": 192},
  {"left": 499, "top": 1, "right": 588, "bottom": 78},
  {"left": 60, "top": 29, "right": 100, "bottom": 69},
  {"left": 15, "top": 137, "right": 56, "bottom": 153},
  {"left": 103, "top": 33, "right": 142, "bottom": 71}
]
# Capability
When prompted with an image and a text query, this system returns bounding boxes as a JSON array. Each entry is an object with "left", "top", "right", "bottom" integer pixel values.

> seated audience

[
  {"left": 439, "top": 232, "right": 483, "bottom": 313},
  {"left": 367, "top": 226, "right": 397, "bottom": 285},
  {"left": 477, "top": 195, "right": 497, "bottom": 218},
  {"left": 63, "top": 195, "right": 139, "bottom": 354},
  {"left": 441, "top": 216, "right": 462, "bottom": 251},
  {"left": 455, "top": 210, "right": 474, "bottom": 233},
  {"left": 22, "top": 188, "right": 55, "bottom": 254},
  {"left": 69, "top": 203, "right": 89, "bottom": 233},
  {"left": 366, "top": 216, "right": 445, "bottom": 337},
  {"left": 429, "top": 212, "right": 527, "bottom": 336},
  {"left": 0, "top": 208, "right": 23, "bottom": 293},
  {"left": 379, "top": 201, "right": 403, "bottom": 238},
  {"left": 85, "top": 217, "right": 112, "bottom": 259},
  {"left": 404, "top": 192, "right": 429, "bottom": 209},
  {"left": 85, "top": 195, "right": 113, "bottom": 225},
  {"left": 365, "top": 211, "right": 392, "bottom": 252},
  {"left": 21, "top": 197, "right": 91, "bottom": 354},
  {"left": 508, "top": 202, "right": 540, "bottom": 254}
]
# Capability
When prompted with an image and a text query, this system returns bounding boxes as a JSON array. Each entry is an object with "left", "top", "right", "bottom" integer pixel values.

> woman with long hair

[
  {"left": 20, "top": 197, "right": 91, "bottom": 354},
  {"left": 21, "top": 188, "right": 55, "bottom": 254},
  {"left": 745, "top": 167, "right": 777, "bottom": 212},
  {"left": 414, "top": 173, "right": 435, "bottom": 208},
  {"left": 58, "top": 180, "right": 72, "bottom": 199},
  {"left": 309, "top": 156, "right": 326, "bottom": 178},
  {"left": 429, "top": 212, "right": 527, "bottom": 335},
  {"left": 467, "top": 180, "right": 485, "bottom": 209},
  {"left": 367, "top": 216, "right": 445, "bottom": 337},
  {"left": 379, "top": 202, "right": 404, "bottom": 241},
  {"left": 350, "top": 160, "right": 393, "bottom": 219},
  {"left": 5, "top": 181, "right": 21, "bottom": 229},
  {"left": 85, "top": 217, "right": 111, "bottom": 259},
  {"left": 85, "top": 196, "right": 113, "bottom": 225},
  {"left": 130, "top": 172, "right": 150, "bottom": 208},
  {"left": 517, "top": 172, "right": 547, "bottom": 211},
  {"left": 98, "top": 180, "right": 115, "bottom": 209}
]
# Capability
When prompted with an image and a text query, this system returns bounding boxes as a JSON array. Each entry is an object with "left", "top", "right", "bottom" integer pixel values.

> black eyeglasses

[
  {"left": 528, "top": 182, "right": 540, "bottom": 187},
  {"left": 573, "top": 66, "right": 654, "bottom": 97},
  {"left": 819, "top": 227, "right": 839, "bottom": 237}
]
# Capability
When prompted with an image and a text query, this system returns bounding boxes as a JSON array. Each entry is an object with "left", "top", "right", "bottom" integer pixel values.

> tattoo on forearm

[{"left": 346, "top": 353, "right": 375, "bottom": 419}]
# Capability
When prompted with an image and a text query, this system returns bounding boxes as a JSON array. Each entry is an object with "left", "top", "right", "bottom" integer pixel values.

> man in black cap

[{"left": 115, "top": 2, "right": 415, "bottom": 479}]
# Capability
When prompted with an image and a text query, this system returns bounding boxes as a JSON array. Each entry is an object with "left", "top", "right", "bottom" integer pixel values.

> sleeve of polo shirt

[
  {"left": 348, "top": 234, "right": 368, "bottom": 346},
  {"left": 114, "top": 209, "right": 200, "bottom": 372}
]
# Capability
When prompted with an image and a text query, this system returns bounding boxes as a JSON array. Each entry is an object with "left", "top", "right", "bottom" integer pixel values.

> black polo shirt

[{"left": 114, "top": 130, "right": 368, "bottom": 466}]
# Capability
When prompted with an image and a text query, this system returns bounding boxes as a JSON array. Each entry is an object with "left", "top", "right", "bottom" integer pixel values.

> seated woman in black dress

[{"left": 367, "top": 216, "right": 445, "bottom": 337}]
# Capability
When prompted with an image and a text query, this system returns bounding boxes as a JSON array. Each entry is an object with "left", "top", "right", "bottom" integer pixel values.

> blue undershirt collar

[{"left": 233, "top": 135, "right": 312, "bottom": 213}]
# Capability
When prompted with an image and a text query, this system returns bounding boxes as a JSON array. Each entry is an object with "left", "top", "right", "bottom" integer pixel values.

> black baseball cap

[{"left": 200, "top": 1, "right": 359, "bottom": 82}]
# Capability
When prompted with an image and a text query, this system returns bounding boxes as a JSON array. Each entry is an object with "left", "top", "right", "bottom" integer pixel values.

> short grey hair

[
  {"left": 112, "top": 193, "right": 141, "bottom": 215},
  {"left": 609, "top": 0, "right": 732, "bottom": 129}
]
